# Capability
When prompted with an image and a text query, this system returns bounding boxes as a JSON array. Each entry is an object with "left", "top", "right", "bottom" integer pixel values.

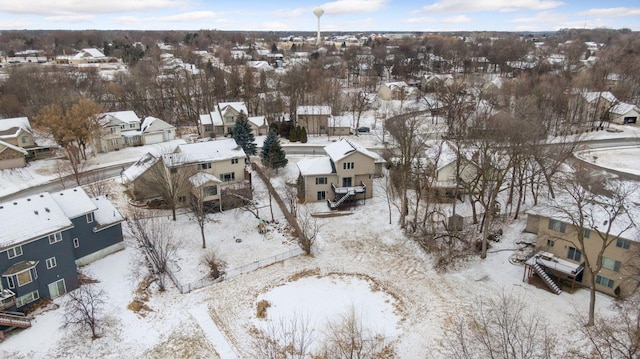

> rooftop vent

[
  {"left": 13, "top": 202, "right": 17, "bottom": 205},
  {"left": 34, "top": 210, "right": 38, "bottom": 215},
  {"left": 27, "top": 198, "right": 31, "bottom": 201},
  {"left": 45, "top": 207, "right": 50, "bottom": 213}
]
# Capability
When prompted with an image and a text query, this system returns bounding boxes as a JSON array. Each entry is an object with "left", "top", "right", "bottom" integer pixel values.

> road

[{"left": 0, "top": 135, "right": 637, "bottom": 203}]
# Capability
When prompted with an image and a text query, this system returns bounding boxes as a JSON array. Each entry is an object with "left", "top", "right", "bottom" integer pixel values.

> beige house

[
  {"left": 0, "top": 139, "right": 28, "bottom": 169},
  {"left": 297, "top": 106, "right": 332, "bottom": 135},
  {"left": 426, "top": 141, "right": 478, "bottom": 201},
  {"left": 0, "top": 117, "right": 55, "bottom": 166},
  {"left": 296, "top": 139, "right": 382, "bottom": 209},
  {"left": 377, "top": 81, "right": 418, "bottom": 101},
  {"left": 609, "top": 102, "right": 639, "bottom": 125},
  {"left": 524, "top": 207, "right": 638, "bottom": 297},
  {"left": 199, "top": 102, "right": 249, "bottom": 138},
  {"left": 95, "top": 111, "right": 175, "bottom": 153},
  {"left": 123, "top": 138, "right": 250, "bottom": 209}
]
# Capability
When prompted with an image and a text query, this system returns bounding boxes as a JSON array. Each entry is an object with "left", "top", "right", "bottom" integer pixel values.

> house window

[
  {"left": 596, "top": 275, "right": 614, "bottom": 288},
  {"left": 86, "top": 212, "right": 94, "bottom": 224},
  {"left": 129, "top": 123, "right": 136, "bottom": 128},
  {"left": 48, "top": 279, "right": 66, "bottom": 299},
  {"left": 221, "top": 172, "right": 235, "bottom": 182},
  {"left": 73, "top": 238, "right": 79, "bottom": 248},
  {"left": 317, "top": 191, "right": 326, "bottom": 200},
  {"left": 111, "top": 139, "right": 118, "bottom": 146},
  {"left": 602, "top": 257, "right": 621, "bottom": 272},
  {"left": 546, "top": 239, "right": 554, "bottom": 247},
  {"left": 6, "top": 276, "right": 15, "bottom": 289},
  {"left": 583, "top": 229, "right": 591, "bottom": 238},
  {"left": 7, "top": 245, "right": 23, "bottom": 259},
  {"left": 343, "top": 162, "right": 355, "bottom": 170},
  {"left": 110, "top": 127, "right": 117, "bottom": 134},
  {"left": 616, "top": 238, "right": 631, "bottom": 249},
  {"left": 120, "top": 125, "right": 125, "bottom": 130},
  {"left": 548, "top": 219, "right": 566, "bottom": 233},
  {"left": 568, "top": 246, "right": 582, "bottom": 262},
  {"left": 46, "top": 257, "right": 57, "bottom": 269},
  {"left": 342, "top": 177, "right": 352, "bottom": 187},
  {"left": 178, "top": 196, "right": 186, "bottom": 203},
  {"left": 170, "top": 168, "right": 177, "bottom": 174},
  {"left": 16, "top": 270, "right": 33, "bottom": 286},
  {"left": 16, "top": 290, "right": 39, "bottom": 308},
  {"left": 49, "top": 232, "right": 63, "bottom": 244},
  {"left": 21, "top": 136, "right": 28, "bottom": 144},
  {"left": 231, "top": 158, "right": 239, "bottom": 164},
  {"left": 316, "top": 177, "right": 327, "bottom": 185},
  {"left": 198, "top": 162, "right": 212, "bottom": 170},
  {"left": 204, "top": 186, "right": 218, "bottom": 197}
]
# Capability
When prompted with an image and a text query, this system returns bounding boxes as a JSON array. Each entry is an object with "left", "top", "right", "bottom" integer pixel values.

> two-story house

[
  {"left": 123, "top": 138, "right": 250, "bottom": 210},
  {"left": 95, "top": 111, "right": 176, "bottom": 153},
  {"left": 524, "top": 205, "right": 638, "bottom": 297},
  {"left": 296, "top": 139, "right": 382, "bottom": 209},
  {"left": 296, "top": 106, "right": 331, "bottom": 136},
  {"left": 199, "top": 102, "right": 249, "bottom": 138},
  {"left": 0, "top": 117, "right": 55, "bottom": 169},
  {"left": 0, "top": 187, "right": 124, "bottom": 317}
]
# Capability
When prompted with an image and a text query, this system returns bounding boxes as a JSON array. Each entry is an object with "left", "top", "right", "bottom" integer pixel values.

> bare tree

[
  {"left": 578, "top": 295, "right": 640, "bottom": 359},
  {"left": 297, "top": 207, "right": 320, "bottom": 255},
  {"left": 348, "top": 90, "right": 371, "bottom": 135},
  {"left": 63, "top": 284, "right": 107, "bottom": 339},
  {"left": 127, "top": 209, "right": 178, "bottom": 291},
  {"left": 321, "top": 306, "right": 392, "bottom": 359},
  {"left": 202, "top": 248, "right": 227, "bottom": 279},
  {"left": 138, "top": 160, "right": 194, "bottom": 221},
  {"left": 252, "top": 313, "right": 316, "bottom": 359},
  {"left": 441, "top": 291, "right": 557, "bottom": 359}
]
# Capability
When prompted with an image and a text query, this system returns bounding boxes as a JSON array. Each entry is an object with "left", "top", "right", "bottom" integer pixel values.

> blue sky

[{"left": 0, "top": 0, "right": 638, "bottom": 32}]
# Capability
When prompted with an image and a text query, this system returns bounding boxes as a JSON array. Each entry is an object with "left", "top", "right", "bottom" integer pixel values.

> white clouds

[
  {"left": 507, "top": 10, "right": 565, "bottom": 24},
  {"left": 405, "top": 15, "right": 469, "bottom": 24},
  {"left": 45, "top": 15, "right": 95, "bottom": 23},
  {"left": 0, "top": 0, "right": 189, "bottom": 15},
  {"left": 415, "top": 0, "right": 563, "bottom": 14},
  {"left": 578, "top": 7, "right": 640, "bottom": 18},
  {"left": 320, "top": 0, "right": 388, "bottom": 15},
  {"left": 441, "top": 15, "right": 471, "bottom": 23}
]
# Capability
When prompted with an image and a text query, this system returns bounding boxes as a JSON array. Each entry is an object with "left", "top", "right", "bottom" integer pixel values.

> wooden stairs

[{"left": 0, "top": 311, "right": 31, "bottom": 329}]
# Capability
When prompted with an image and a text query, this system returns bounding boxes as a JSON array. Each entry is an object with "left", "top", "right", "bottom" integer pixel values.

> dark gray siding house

[{"left": 0, "top": 187, "right": 124, "bottom": 319}]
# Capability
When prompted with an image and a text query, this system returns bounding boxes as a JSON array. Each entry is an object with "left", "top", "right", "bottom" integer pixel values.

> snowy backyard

[{"left": 0, "top": 118, "right": 639, "bottom": 357}]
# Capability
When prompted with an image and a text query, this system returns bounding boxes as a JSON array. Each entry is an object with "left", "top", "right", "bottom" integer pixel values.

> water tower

[{"left": 313, "top": 7, "right": 324, "bottom": 46}]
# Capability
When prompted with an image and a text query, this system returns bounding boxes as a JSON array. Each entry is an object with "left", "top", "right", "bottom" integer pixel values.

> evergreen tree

[
  {"left": 266, "top": 136, "right": 288, "bottom": 174},
  {"left": 232, "top": 116, "right": 257, "bottom": 160},
  {"left": 289, "top": 125, "right": 299, "bottom": 142},
  {"left": 300, "top": 126, "right": 308, "bottom": 143},
  {"left": 261, "top": 129, "right": 277, "bottom": 164}
]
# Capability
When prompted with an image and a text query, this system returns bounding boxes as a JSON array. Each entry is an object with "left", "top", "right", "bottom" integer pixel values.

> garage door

[{"left": 144, "top": 133, "right": 164, "bottom": 144}]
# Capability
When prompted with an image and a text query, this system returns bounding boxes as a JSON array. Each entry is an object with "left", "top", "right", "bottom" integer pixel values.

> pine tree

[
  {"left": 289, "top": 125, "right": 299, "bottom": 142},
  {"left": 266, "top": 136, "right": 288, "bottom": 174},
  {"left": 232, "top": 116, "right": 257, "bottom": 160},
  {"left": 261, "top": 130, "right": 277, "bottom": 164},
  {"left": 300, "top": 126, "right": 308, "bottom": 143}
]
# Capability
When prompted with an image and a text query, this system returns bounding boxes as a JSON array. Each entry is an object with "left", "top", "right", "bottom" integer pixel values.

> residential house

[
  {"left": 609, "top": 102, "right": 640, "bottom": 125},
  {"left": 0, "top": 117, "right": 55, "bottom": 168},
  {"left": 524, "top": 205, "right": 638, "bottom": 297},
  {"left": 0, "top": 187, "right": 124, "bottom": 316},
  {"left": 569, "top": 90, "right": 619, "bottom": 127},
  {"left": 247, "top": 116, "right": 269, "bottom": 137},
  {"left": 123, "top": 138, "right": 250, "bottom": 210},
  {"left": 425, "top": 141, "right": 478, "bottom": 201},
  {"left": 296, "top": 139, "right": 382, "bottom": 209},
  {"left": 377, "top": 81, "right": 418, "bottom": 101},
  {"left": 199, "top": 102, "right": 249, "bottom": 138},
  {"left": 95, "top": 111, "right": 176, "bottom": 153},
  {"left": 55, "top": 48, "right": 113, "bottom": 65},
  {"left": 296, "top": 106, "right": 332, "bottom": 136}
]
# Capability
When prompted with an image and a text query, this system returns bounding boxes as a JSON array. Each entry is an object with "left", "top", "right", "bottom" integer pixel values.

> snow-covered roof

[
  {"left": 248, "top": 116, "right": 266, "bottom": 127},
  {"left": 189, "top": 172, "right": 221, "bottom": 187},
  {"left": 102, "top": 111, "right": 140, "bottom": 126},
  {"left": 164, "top": 138, "right": 245, "bottom": 167},
  {"left": 219, "top": 102, "right": 247, "bottom": 115},
  {"left": 610, "top": 102, "right": 638, "bottom": 115},
  {"left": 0, "top": 192, "right": 74, "bottom": 249},
  {"left": 141, "top": 116, "right": 175, "bottom": 133},
  {"left": 324, "top": 139, "right": 377, "bottom": 162},
  {"left": 79, "top": 48, "right": 106, "bottom": 58},
  {"left": 0, "top": 139, "right": 28, "bottom": 155},
  {"left": 0, "top": 117, "right": 32, "bottom": 137},
  {"left": 122, "top": 152, "right": 160, "bottom": 183},
  {"left": 90, "top": 195, "right": 124, "bottom": 230},
  {"left": 383, "top": 81, "right": 408, "bottom": 89},
  {"left": 297, "top": 157, "right": 335, "bottom": 176},
  {"left": 51, "top": 187, "right": 97, "bottom": 219},
  {"left": 297, "top": 106, "right": 332, "bottom": 116},
  {"left": 199, "top": 113, "right": 222, "bottom": 127},
  {"left": 582, "top": 91, "right": 618, "bottom": 104}
]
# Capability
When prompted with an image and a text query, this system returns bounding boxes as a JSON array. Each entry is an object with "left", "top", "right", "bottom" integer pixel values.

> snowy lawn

[{"left": 575, "top": 145, "right": 640, "bottom": 176}]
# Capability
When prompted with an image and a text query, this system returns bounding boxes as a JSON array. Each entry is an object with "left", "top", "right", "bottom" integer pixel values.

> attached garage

[
  {"left": 0, "top": 140, "right": 27, "bottom": 169},
  {"left": 143, "top": 133, "right": 164, "bottom": 145},
  {"left": 610, "top": 103, "right": 640, "bottom": 125}
]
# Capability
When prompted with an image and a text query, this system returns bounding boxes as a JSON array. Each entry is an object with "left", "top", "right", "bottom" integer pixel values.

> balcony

[{"left": 0, "top": 289, "right": 16, "bottom": 311}]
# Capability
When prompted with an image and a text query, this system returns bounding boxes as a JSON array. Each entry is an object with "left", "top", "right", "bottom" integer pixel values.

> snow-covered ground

[
  {"left": 576, "top": 146, "right": 640, "bottom": 176},
  {"left": 1, "top": 124, "right": 638, "bottom": 357}
]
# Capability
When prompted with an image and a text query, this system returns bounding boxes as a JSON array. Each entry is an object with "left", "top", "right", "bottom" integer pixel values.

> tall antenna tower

[{"left": 313, "top": 7, "right": 324, "bottom": 46}]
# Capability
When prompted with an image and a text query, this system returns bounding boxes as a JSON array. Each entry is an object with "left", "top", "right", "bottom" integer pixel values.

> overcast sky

[{"left": 0, "top": 0, "right": 638, "bottom": 32}]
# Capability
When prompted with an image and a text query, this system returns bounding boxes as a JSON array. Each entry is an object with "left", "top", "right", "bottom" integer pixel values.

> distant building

[{"left": 94, "top": 111, "right": 175, "bottom": 153}]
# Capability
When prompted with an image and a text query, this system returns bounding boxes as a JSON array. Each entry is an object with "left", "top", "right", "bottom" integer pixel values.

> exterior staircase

[
  {"left": 532, "top": 262, "right": 562, "bottom": 295},
  {"left": 327, "top": 190, "right": 354, "bottom": 210},
  {"left": 0, "top": 312, "right": 31, "bottom": 328}
]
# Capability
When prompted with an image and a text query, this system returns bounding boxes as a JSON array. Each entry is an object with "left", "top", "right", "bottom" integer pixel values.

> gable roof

[
  {"left": 141, "top": 116, "right": 175, "bottom": 133},
  {"left": 189, "top": 172, "right": 221, "bottom": 187},
  {"left": 122, "top": 152, "right": 161, "bottom": 183},
  {"left": 248, "top": 116, "right": 266, "bottom": 128},
  {"left": 0, "top": 193, "right": 74, "bottom": 249},
  {"left": 297, "top": 157, "right": 335, "bottom": 176},
  {"left": 0, "top": 139, "right": 28, "bottom": 155},
  {"left": 218, "top": 102, "right": 247, "bottom": 116},
  {"left": 297, "top": 106, "right": 332, "bottom": 116},
  {"left": 324, "top": 139, "right": 378, "bottom": 162},
  {"left": 582, "top": 91, "right": 618, "bottom": 104},
  {"left": 90, "top": 195, "right": 124, "bottom": 231},
  {"left": 610, "top": 102, "right": 639, "bottom": 116},
  {"left": 0, "top": 117, "right": 32, "bottom": 138},
  {"left": 51, "top": 187, "right": 98, "bottom": 219},
  {"left": 163, "top": 138, "right": 245, "bottom": 167},
  {"left": 76, "top": 48, "right": 106, "bottom": 59},
  {"left": 101, "top": 111, "right": 140, "bottom": 126}
]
